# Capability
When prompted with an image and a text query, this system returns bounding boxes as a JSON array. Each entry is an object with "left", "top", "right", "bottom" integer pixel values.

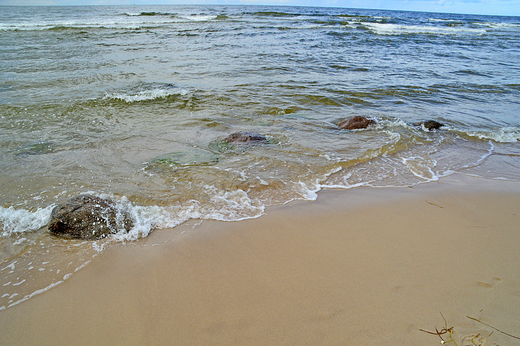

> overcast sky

[{"left": 1, "top": 0, "right": 519, "bottom": 16}]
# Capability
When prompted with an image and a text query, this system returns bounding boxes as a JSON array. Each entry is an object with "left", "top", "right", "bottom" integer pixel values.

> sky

[{"left": 0, "top": 0, "right": 519, "bottom": 16}]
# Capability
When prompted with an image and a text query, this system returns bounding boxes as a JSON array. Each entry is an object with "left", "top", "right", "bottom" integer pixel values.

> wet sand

[{"left": 1, "top": 174, "right": 519, "bottom": 345}]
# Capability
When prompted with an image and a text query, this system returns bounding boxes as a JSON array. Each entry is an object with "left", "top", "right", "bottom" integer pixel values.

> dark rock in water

[
  {"left": 48, "top": 195, "right": 132, "bottom": 240},
  {"left": 414, "top": 120, "right": 444, "bottom": 131},
  {"left": 337, "top": 116, "right": 376, "bottom": 130},
  {"left": 225, "top": 131, "right": 267, "bottom": 144}
]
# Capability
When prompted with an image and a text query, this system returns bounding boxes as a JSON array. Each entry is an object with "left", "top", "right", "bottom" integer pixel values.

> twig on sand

[
  {"left": 425, "top": 200, "right": 444, "bottom": 208},
  {"left": 467, "top": 316, "right": 520, "bottom": 340},
  {"left": 420, "top": 312, "right": 458, "bottom": 345}
]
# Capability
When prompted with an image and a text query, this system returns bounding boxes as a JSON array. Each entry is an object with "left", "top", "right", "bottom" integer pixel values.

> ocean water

[{"left": 1, "top": 5, "right": 519, "bottom": 309}]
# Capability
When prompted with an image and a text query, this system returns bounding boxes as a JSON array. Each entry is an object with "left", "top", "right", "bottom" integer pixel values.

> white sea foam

[
  {"left": 123, "top": 12, "right": 217, "bottom": 21},
  {"left": 468, "top": 141, "right": 494, "bottom": 168},
  {"left": 104, "top": 87, "right": 189, "bottom": 103},
  {"left": 12, "top": 279, "right": 26, "bottom": 286},
  {"left": 112, "top": 201, "right": 198, "bottom": 242},
  {"left": 7, "top": 280, "right": 64, "bottom": 309},
  {"left": 363, "top": 22, "right": 486, "bottom": 36},
  {"left": 179, "top": 15, "right": 218, "bottom": 21},
  {"left": 0, "top": 20, "right": 133, "bottom": 31},
  {"left": 1, "top": 261, "right": 17, "bottom": 272},
  {"left": 428, "top": 18, "right": 459, "bottom": 22},
  {"left": 123, "top": 12, "right": 173, "bottom": 16},
  {"left": 0, "top": 205, "right": 54, "bottom": 237},
  {"left": 203, "top": 187, "right": 265, "bottom": 221},
  {"left": 0, "top": 186, "right": 265, "bottom": 245},
  {"left": 0, "top": 16, "right": 177, "bottom": 31},
  {"left": 296, "top": 180, "right": 320, "bottom": 200},
  {"left": 320, "top": 180, "right": 371, "bottom": 190},
  {"left": 34, "top": 13, "right": 214, "bottom": 31},
  {"left": 401, "top": 155, "right": 439, "bottom": 182},
  {"left": 472, "top": 22, "right": 520, "bottom": 30},
  {"left": 465, "top": 127, "right": 520, "bottom": 143},
  {"left": 100, "top": 188, "right": 265, "bottom": 243}
]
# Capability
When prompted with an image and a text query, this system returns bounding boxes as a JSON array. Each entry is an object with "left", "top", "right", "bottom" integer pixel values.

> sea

[{"left": 1, "top": 5, "right": 519, "bottom": 310}]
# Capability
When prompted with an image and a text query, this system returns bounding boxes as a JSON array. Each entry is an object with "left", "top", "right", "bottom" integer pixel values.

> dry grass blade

[{"left": 467, "top": 316, "right": 520, "bottom": 340}]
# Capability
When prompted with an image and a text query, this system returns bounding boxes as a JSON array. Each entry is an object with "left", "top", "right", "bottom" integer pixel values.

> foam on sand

[{"left": 1, "top": 174, "right": 519, "bottom": 345}]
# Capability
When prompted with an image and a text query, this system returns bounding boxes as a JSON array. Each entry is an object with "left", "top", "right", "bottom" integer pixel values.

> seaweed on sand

[
  {"left": 420, "top": 312, "right": 520, "bottom": 345},
  {"left": 419, "top": 312, "right": 458, "bottom": 345}
]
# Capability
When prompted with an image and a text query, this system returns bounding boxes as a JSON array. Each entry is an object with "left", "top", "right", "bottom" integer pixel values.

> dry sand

[{"left": 1, "top": 174, "right": 519, "bottom": 345}]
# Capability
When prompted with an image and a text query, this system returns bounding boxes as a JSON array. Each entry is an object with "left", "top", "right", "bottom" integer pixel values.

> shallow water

[{"left": 1, "top": 5, "right": 519, "bottom": 309}]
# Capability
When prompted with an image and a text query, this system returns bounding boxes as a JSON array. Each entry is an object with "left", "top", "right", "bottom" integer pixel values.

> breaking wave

[
  {"left": 360, "top": 22, "right": 487, "bottom": 36},
  {"left": 463, "top": 127, "right": 520, "bottom": 143},
  {"left": 0, "top": 205, "right": 54, "bottom": 237},
  {"left": 104, "top": 87, "right": 190, "bottom": 103}
]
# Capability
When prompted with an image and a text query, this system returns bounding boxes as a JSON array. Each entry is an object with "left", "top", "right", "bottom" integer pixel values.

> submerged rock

[
  {"left": 147, "top": 149, "right": 219, "bottom": 171},
  {"left": 414, "top": 120, "right": 444, "bottom": 131},
  {"left": 14, "top": 141, "right": 55, "bottom": 157},
  {"left": 48, "top": 195, "right": 132, "bottom": 240},
  {"left": 224, "top": 131, "right": 268, "bottom": 144},
  {"left": 337, "top": 116, "right": 376, "bottom": 130}
]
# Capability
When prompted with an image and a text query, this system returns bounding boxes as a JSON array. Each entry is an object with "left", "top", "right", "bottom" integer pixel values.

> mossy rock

[
  {"left": 208, "top": 140, "right": 236, "bottom": 153},
  {"left": 209, "top": 131, "right": 276, "bottom": 153}
]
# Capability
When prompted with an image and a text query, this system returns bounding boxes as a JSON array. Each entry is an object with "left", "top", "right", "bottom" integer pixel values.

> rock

[
  {"left": 224, "top": 131, "right": 268, "bottom": 144},
  {"left": 337, "top": 116, "right": 376, "bottom": 130},
  {"left": 415, "top": 120, "right": 444, "bottom": 131},
  {"left": 48, "top": 195, "right": 132, "bottom": 240},
  {"left": 14, "top": 141, "right": 55, "bottom": 157},
  {"left": 147, "top": 149, "right": 219, "bottom": 172}
]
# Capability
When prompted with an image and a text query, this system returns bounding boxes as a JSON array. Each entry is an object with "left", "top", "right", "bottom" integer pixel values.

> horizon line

[{"left": 0, "top": 3, "right": 519, "bottom": 18}]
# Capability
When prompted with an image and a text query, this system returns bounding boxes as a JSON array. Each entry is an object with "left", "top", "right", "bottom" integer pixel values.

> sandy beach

[
  {"left": 2, "top": 5, "right": 520, "bottom": 346},
  {"left": 1, "top": 173, "right": 519, "bottom": 345}
]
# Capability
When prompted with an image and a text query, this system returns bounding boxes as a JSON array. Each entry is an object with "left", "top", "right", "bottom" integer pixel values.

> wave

[
  {"left": 0, "top": 205, "right": 53, "bottom": 237},
  {"left": 463, "top": 127, "right": 520, "bottom": 143},
  {"left": 0, "top": 186, "right": 265, "bottom": 244},
  {"left": 123, "top": 11, "right": 219, "bottom": 21},
  {"left": 103, "top": 86, "right": 189, "bottom": 103},
  {"left": 428, "top": 18, "right": 461, "bottom": 22},
  {"left": 178, "top": 15, "right": 218, "bottom": 22},
  {"left": 335, "top": 14, "right": 372, "bottom": 19},
  {"left": 0, "top": 22, "right": 145, "bottom": 31},
  {"left": 123, "top": 11, "right": 175, "bottom": 16},
  {"left": 0, "top": 14, "right": 218, "bottom": 32},
  {"left": 106, "top": 188, "right": 264, "bottom": 243},
  {"left": 471, "top": 22, "right": 520, "bottom": 30},
  {"left": 251, "top": 11, "right": 301, "bottom": 17},
  {"left": 360, "top": 22, "right": 487, "bottom": 36},
  {"left": 0, "top": 120, "right": 515, "bottom": 310}
]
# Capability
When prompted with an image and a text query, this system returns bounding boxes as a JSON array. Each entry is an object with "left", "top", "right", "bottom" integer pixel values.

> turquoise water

[{"left": 1, "top": 5, "right": 519, "bottom": 309}]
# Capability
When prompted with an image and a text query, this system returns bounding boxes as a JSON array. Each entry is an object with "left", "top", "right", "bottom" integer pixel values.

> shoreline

[{"left": 1, "top": 173, "right": 520, "bottom": 345}]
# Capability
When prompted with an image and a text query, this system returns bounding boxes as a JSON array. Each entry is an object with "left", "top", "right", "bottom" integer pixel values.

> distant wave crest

[
  {"left": 104, "top": 87, "right": 189, "bottom": 103},
  {"left": 360, "top": 22, "right": 486, "bottom": 36}
]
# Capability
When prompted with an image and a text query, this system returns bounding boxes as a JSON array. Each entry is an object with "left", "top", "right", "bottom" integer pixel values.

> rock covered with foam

[{"left": 48, "top": 195, "right": 133, "bottom": 240}]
